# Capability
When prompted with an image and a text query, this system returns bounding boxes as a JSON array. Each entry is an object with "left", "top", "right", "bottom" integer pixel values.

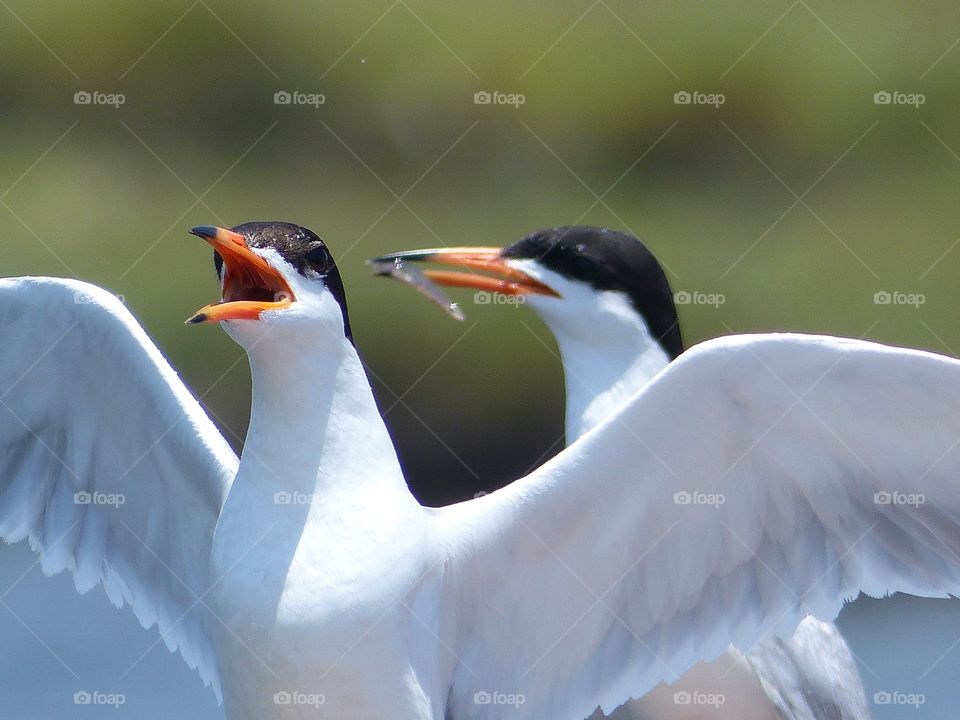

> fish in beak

[{"left": 368, "top": 247, "right": 558, "bottom": 299}]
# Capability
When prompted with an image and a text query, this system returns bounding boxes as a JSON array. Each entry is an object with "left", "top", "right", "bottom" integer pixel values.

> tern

[
  {"left": 372, "top": 225, "right": 873, "bottom": 719},
  {"left": 4, "top": 221, "right": 960, "bottom": 720}
]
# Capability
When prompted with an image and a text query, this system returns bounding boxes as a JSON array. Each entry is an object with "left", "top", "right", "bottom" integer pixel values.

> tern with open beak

[
  {"left": 3, "top": 221, "right": 960, "bottom": 719},
  {"left": 373, "top": 225, "right": 875, "bottom": 720}
]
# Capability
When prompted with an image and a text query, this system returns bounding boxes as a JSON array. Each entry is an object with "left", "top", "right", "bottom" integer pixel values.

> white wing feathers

[
  {"left": 438, "top": 333, "right": 960, "bottom": 720},
  {"left": 0, "top": 278, "right": 237, "bottom": 698},
  {"left": 562, "top": 330, "right": 869, "bottom": 720},
  {"left": 744, "top": 616, "right": 870, "bottom": 720}
]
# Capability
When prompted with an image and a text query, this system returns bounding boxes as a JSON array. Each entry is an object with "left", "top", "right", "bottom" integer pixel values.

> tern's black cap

[
  {"left": 502, "top": 226, "right": 682, "bottom": 359},
  {"left": 216, "top": 221, "right": 353, "bottom": 343}
]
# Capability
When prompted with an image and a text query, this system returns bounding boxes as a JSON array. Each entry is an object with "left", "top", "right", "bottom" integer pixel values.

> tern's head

[
  {"left": 187, "top": 222, "right": 352, "bottom": 350},
  {"left": 371, "top": 226, "right": 682, "bottom": 360}
]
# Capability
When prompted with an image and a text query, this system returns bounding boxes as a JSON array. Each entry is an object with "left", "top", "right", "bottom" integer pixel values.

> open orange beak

[
  {"left": 186, "top": 225, "right": 295, "bottom": 324},
  {"left": 368, "top": 247, "right": 558, "bottom": 298}
]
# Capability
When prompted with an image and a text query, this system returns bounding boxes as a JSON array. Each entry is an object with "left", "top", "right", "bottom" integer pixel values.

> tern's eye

[{"left": 304, "top": 244, "right": 331, "bottom": 274}]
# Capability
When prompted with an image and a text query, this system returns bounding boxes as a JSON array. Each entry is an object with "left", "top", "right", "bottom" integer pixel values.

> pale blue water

[{"left": 2, "top": 539, "right": 958, "bottom": 719}]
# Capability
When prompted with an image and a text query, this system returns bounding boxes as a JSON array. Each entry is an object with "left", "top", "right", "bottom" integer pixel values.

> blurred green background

[
  {"left": 7, "top": 0, "right": 960, "bottom": 505},
  {"left": 4, "top": 1, "right": 960, "bottom": 717}
]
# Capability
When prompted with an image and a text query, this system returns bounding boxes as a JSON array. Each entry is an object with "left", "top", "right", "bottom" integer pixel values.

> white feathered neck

[
  {"left": 529, "top": 289, "right": 671, "bottom": 441},
  {"left": 237, "top": 328, "right": 411, "bottom": 503}
]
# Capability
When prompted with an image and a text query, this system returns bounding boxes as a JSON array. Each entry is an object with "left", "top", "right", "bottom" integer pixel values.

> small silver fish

[{"left": 370, "top": 257, "right": 465, "bottom": 321}]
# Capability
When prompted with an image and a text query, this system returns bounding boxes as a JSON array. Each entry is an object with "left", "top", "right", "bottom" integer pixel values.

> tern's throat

[
  {"left": 558, "top": 330, "right": 669, "bottom": 442},
  {"left": 540, "top": 292, "right": 673, "bottom": 442},
  {"left": 239, "top": 332, "right": 407, "bottom": 499}
]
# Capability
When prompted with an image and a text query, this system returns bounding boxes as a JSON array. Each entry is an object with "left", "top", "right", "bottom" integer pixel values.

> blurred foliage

[{"left": 4, "top": 0, "right": 960, "bottom": 504}]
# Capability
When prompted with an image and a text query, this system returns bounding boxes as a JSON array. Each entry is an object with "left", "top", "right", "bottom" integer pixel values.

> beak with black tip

[
  {"left": 368, "top": 247, "right": 558, "bottom": 298},
  {"left": 187, "top": 225, "right": 295, "bottom": 325}
]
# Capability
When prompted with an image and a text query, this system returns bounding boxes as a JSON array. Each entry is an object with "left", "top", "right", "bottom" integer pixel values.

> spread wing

[
  {"left": 0, "top": 277, "right": 238, "bottom": 698},
  {"left": 435, "top": 333, "right": 960, "bottom": 720}
]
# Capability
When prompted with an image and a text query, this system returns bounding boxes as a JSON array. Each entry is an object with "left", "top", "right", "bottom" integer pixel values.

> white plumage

[
  {"left": 4, "top": 240, "right": 960, "bottom": 719},
  {"left": 515, "top": 264, "right": 870, "bottom": 720},
  {"left": 434, "top": 332, "right": 960, "bottom": 720},
  {"left": 0, "top": 277, "right": 236, "bottom": 699},
  {"left": 373, "top": 234, "right": 878, "bottom": 719}
]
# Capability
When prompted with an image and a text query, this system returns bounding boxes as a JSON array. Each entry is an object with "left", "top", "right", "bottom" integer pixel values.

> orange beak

[
  {"left": 186, "top": 225, "right": 295, "bottom": 324},
  {"left": 368, "top": 247, "right": 558, "bottom": 298}
]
